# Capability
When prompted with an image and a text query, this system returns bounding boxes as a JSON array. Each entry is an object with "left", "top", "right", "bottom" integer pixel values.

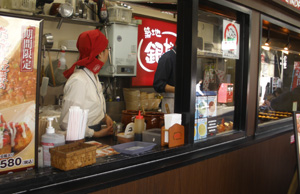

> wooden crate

[{"left": 49, "top": 142, "right": 97, "bottom": 171}]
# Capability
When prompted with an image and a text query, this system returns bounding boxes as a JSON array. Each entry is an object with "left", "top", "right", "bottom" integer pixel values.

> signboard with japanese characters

[
  {"left": 269, "top": 0, "right": 300, "bottom": 14},
  {"left": 292, "top": 62, "right": 300, "bottom": 90},
  {"left": 131, "top": 16, "right": 177, "bottom": 86},
  {"left": 222, "top": 20, "right": 240, "bottom": 59},
  {"left": 0, "top": 15, "right": 41, "bottom": 174}
]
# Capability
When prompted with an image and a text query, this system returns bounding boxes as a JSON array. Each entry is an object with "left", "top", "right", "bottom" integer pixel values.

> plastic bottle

[
  {"left": 41, "top": 117, "right": 65, "bottom": 167},
  {"left": 53, "top": 50, "right": 67, "bottom": 86},
  {"left": 134, "top": 111, "right": 145, "bottom": 141},
  {"left": 58, "top": 50, "right": 66, "bottom": 70}
]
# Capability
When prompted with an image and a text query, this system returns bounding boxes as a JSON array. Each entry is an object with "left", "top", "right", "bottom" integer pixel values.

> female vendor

[{"left": 59, "top": 29, "right": 114, "bottom": 138}]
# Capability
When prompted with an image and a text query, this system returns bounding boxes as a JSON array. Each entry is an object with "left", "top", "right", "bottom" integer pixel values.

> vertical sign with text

[{"left": 292, "top": 61, "right": 300, "bottom": 90}]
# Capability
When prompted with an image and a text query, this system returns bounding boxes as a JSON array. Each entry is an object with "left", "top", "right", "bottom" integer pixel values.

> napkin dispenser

[{"left": 161, "top": 124, "right": 184, "bottom": 148}]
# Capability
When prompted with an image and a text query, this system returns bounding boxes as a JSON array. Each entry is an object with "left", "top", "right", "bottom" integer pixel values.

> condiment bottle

[
  {"left": 41, "top": 117, "right": 65, "bottom": 167},
  {"left": 134, "top": 111, "right": 145, "bottom": 141}
]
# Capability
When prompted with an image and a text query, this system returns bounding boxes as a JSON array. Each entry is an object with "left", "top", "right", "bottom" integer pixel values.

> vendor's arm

[
  {"left": 85, "top": 115, "right": 114, "bottom": 138},
  {"left": 92, "top": 125, "right": 113, "bottom": 137},
  {"left": 102, "top": 114, "right": 113, "bottom": 127},
  {"left": 165, "top": 84, "right": 175, "bottom": 93},
  {"left": 59, "top": 79, "right": 87, "bottom": 133}
]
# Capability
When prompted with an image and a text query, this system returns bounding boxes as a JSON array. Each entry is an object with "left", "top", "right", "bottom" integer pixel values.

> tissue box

[{"left": 142, "top": 128, "right": 161, "bottom": 145}]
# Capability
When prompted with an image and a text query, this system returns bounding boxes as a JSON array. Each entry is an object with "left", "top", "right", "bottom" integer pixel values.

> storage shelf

[
  {"left": 0, "top": 8, "right": 102, "bottom": 27},
  {"left": 42, "top": 48, "right": 78, "bottom": 53}
]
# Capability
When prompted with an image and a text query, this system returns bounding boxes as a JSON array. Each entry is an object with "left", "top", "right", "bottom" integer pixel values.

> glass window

[
  {"left": 257, "top": 17, "right": 300, "bottom": 132},
  {"left": 194, "top": 3, "right": 247, "bottom": 142}
]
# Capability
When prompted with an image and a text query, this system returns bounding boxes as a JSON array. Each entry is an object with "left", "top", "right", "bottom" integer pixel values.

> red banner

[
  {"left": 292, "top": 62, "right": 300, "bottom": 90},
  {"left": 281, "top": 0, "right": 300, "bottom": 10},
  {"left": 131, "top": 16, "right": 177, "bottom": 86},
  {"left": 20, "top": 26, "right": 35, "bottom": 72}
]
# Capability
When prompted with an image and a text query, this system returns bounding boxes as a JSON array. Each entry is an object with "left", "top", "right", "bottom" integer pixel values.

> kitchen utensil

[
  {"left": 42, "top": 33, "right": 56, "bottom": 86},
  {"left": 40, "top": 77, "right": 49, "bottom": 108},
  {"left": 58, "top": 3, "right": 74, "bottom": 18},
  {"left": 165, "top": 103, "right": 170, "bottom": 114}
]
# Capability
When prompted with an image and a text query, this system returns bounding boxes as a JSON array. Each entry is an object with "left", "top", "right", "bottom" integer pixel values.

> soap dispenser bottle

[
  {"left": 41, "top": 117, "right": 65, "bottom": 167},
  {"left": 134, "top": 111, "right": 145, "bottom": 141}
]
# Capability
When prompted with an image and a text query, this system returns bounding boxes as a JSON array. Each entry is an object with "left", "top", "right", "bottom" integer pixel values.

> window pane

[
  {"left": 194, "top": 9, "right": 239, "bottom": 141},
  {"left": 258, "top": 19, "right": 300, "bottom": 128}
]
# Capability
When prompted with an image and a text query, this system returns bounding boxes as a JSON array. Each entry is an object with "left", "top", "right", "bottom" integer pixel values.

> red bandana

[{"left": 63, "top": 29, "right": 108, "bottom": 79}]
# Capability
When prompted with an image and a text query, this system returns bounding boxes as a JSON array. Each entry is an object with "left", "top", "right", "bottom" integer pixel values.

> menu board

[
  {"left": 194, "top": 95, "right": 218, "bottom": 140},
  {"left": 293, "top": 112, "right": 300, "bottom": 187},
  {"left": 0, "top": 15, "right": 41, "bottom": 174}
]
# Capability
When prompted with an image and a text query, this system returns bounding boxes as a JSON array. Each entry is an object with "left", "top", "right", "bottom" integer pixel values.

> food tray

[
  {"left": 112, "top": 141, "right": 156, "bottom": 155},
  {"left": 49, "top": 142, "right": 97, "bottom": 171}
]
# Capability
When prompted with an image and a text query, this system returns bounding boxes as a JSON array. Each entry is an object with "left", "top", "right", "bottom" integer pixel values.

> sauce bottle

[{"left": 134, "top": 111, "right": 145, "bottom": 141}]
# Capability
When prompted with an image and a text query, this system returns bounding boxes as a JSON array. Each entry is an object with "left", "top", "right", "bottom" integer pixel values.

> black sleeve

[
  {"left": 270, "top": 91, "right": 292, "bottom": 111},
  {"left": 153, "top": 54, "right": 172, "bottom": 93}
]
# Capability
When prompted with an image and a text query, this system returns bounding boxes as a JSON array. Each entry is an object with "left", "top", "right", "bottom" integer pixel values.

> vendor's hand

[
  {"left": 105, "top": 115, "right": 113, "bottom": 127},
  {"left": 93, "top": 125, "right": 114, "bottom": 138}
]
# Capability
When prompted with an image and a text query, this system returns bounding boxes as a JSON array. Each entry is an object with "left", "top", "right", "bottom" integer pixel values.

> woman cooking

[{"left": 59, "top": 29, "right": 114, "bottom": 138}]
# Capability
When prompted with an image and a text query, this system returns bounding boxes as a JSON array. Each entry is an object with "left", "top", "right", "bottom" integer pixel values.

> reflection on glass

[
  {"left": 194, "top": 10, "right": 237, "bottom": 141},
  {"left": 258, "top": 20, "right": 300, "bottom": 125}
]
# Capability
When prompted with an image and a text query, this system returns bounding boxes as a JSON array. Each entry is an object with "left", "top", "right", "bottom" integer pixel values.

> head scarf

[{"left": 63, "top": 29, "right": 108, "bottom": 79}]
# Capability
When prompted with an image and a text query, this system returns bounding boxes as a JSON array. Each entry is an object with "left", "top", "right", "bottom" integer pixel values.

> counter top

[{"left": 0, "top": 124, "right": 293, "bottom": 193}]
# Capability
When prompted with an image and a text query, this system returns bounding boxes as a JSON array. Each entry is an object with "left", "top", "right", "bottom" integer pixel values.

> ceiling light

[{"left": 262, "top": 28, "right": 270, "bottom": 50}]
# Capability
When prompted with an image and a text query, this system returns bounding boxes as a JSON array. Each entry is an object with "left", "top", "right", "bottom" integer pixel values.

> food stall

[{"left": 0, "top": 0, "right": 299, "bottom": 193}]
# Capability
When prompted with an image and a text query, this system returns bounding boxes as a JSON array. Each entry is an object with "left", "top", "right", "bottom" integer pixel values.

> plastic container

[
  {"left": 142, "top": 128, "right": 161, "bottom": 145},
  {"left": 58, "top": 50, "right": 66, "bottom": 70},
  {"left": 41, "top": 117, "right": 65, "bottom": 167},
  {"left": 134, "top": 111, "right": 145, "bottom": 141},
  {"left": 112, "top": 141, "right": 156, "bottom": 155},
  {"left": 107, "top": 6, "right": 132, "bottom": 23}
]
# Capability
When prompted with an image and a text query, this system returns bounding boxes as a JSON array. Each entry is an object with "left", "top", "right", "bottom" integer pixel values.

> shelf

[
  {"left": 34, "top": 14, "right": 102, "bottom": 27},
  {"left": 0, "top": 8, "right": 102, "bottom": 27},
  {"left": 197, "top": 49, "right": 223, "bottom": 58},
  {"left": 42, "top": 48, "right": 78, "bottom": 53}
]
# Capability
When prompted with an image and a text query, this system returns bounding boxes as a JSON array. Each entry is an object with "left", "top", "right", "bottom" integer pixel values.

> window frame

[
  {"left": 256, "top": 14, "right": 300, "bottom": 134},
  {"left": 176, "top": 0, "right": 252, "bottom": 145}
]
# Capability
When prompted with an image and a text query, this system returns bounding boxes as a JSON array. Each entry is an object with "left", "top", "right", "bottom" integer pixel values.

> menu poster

[
  {"left": 293, "top": 112, "right": 300, "bottom": 187},
  {"left": 198, "top": 118, "right": 207, "bottom": 139},
  {"left": 196, "top": 96, "right": 208, "bottom": 118},
  {"left": 0, "top": 15, "right": 42, "bottom": 174},
  {"left": 291, "top": 62, "right": 300, "bottom": 90},
  {"left": 207, "top": 117, "right": 217, "bottom": 136},
  {"left": 207, "top": 96, "right": 217, "bottom": 117},
  {"left": 194, "top": 119, "right": 198, "bottom": 141}
]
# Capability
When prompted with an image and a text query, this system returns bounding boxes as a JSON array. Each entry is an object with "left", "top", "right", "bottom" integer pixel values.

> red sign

[
  {"left": 20, "top": 26, "right": 35, "bottom": 72},
  {"left": 292, "top": 62, "right": 300, "bottom": 90},
  {"left": 281, "top": 0, "right": 300, "bottom": 10},
  {"left": 131, "top": 16, "right": 177, "bottom": 86}
]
